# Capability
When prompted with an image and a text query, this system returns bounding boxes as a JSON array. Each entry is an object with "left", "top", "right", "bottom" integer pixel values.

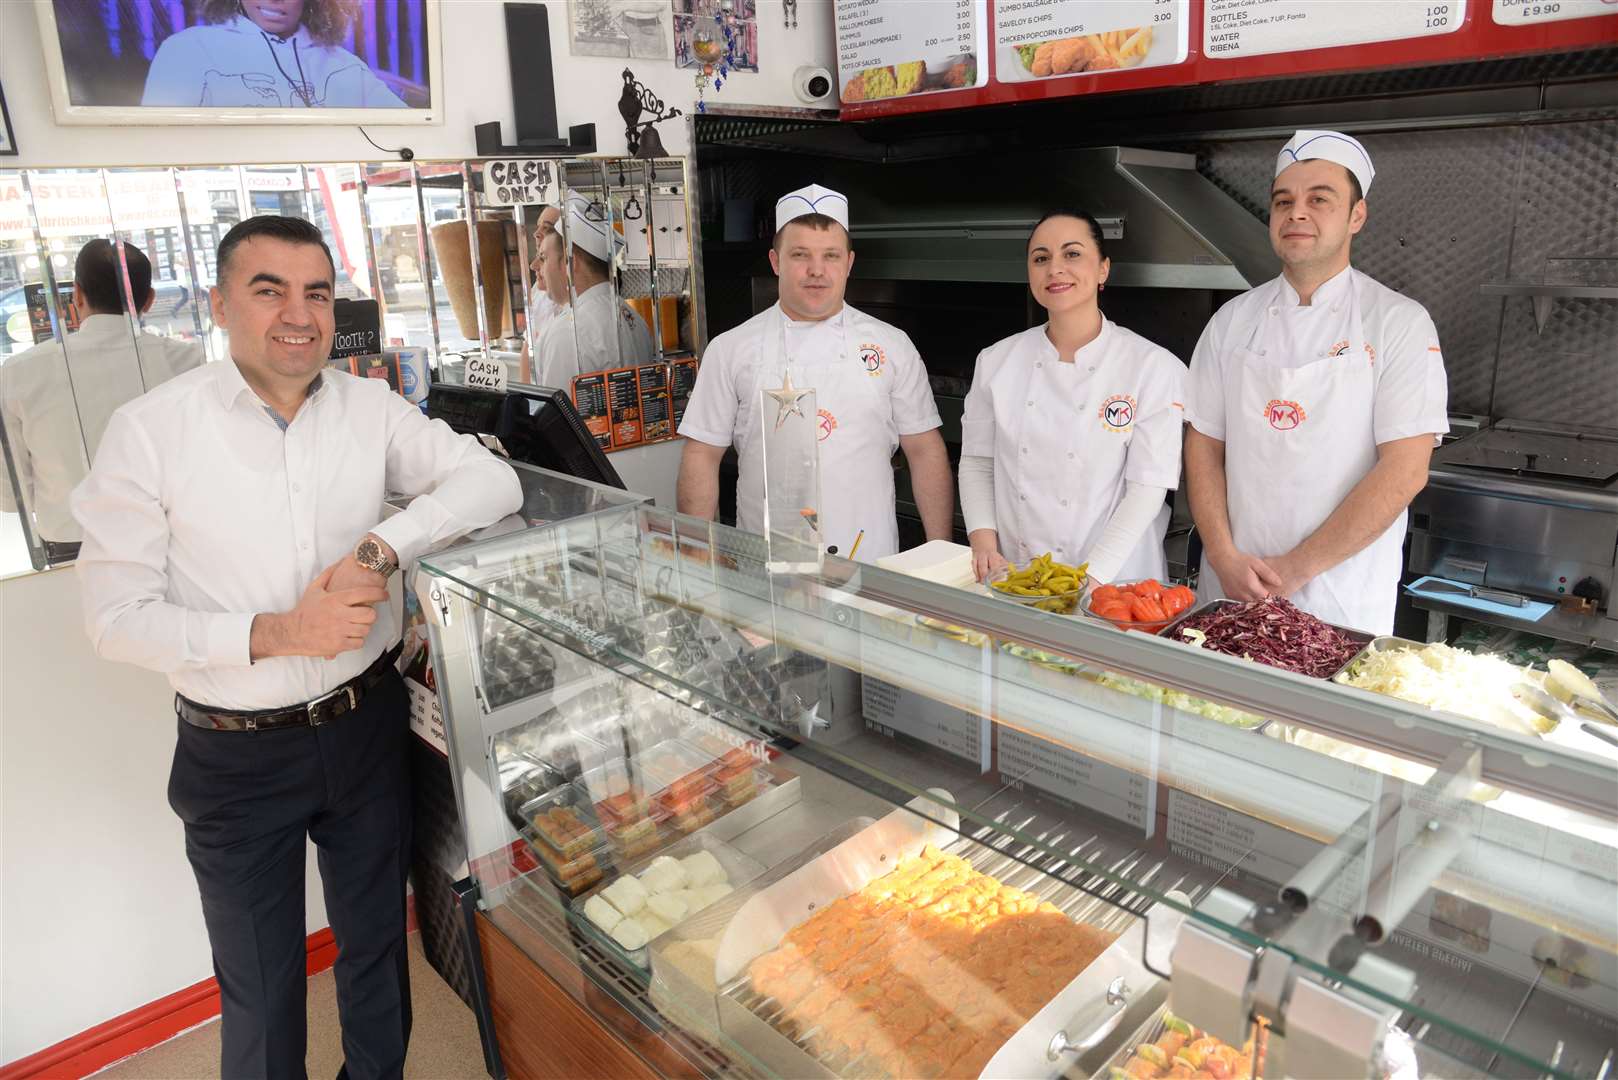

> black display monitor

[{"left": 427, "top": 383, "right": 624, "bottom": 490}]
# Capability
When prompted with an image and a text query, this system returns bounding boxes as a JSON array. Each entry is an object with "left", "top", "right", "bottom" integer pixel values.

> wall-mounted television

[{"left": 35, "top": 0, "right": 442, "bottom": 125}]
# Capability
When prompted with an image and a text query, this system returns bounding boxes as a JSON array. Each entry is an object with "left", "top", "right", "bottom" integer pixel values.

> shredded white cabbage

[
  {"left": 1097, "top": 672, "right": 1266, "bottom": 729},
  {"left": 1334, "top": 642, "right": 1554, "bottom": 737}
]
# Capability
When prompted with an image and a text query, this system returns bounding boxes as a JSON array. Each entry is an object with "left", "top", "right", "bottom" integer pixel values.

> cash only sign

[{"left": 480, "top": 159, "right": 558, "bottom": 208}]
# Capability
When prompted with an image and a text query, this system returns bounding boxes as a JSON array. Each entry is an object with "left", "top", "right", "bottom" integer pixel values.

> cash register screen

[{"left": 427, "top": 384, "right": 625, "bottom": 489}]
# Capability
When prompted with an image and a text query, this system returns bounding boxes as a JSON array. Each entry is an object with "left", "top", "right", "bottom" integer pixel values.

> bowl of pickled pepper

[
  {"left": 986, "top": 554, "right": 1088, "bottom": 614},
  {"left": 1085, "top": 579, "right": 1195, "bottom": 633}
]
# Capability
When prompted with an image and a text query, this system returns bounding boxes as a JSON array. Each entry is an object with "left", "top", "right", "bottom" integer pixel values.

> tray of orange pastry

[{"left": 707, "top": 790, "right": 1182, "bottom": 1079}]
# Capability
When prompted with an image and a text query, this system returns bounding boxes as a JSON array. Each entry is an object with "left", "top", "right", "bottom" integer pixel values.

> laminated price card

[
  {"left": 994, "top": 0, "right": 1189, "bottom": 83},
  {"left": 835, "top": 0, "right": 988, "bottom": 104},
  {"left": 1204, "top": 0, "right": 1466, "bottom": 58}
]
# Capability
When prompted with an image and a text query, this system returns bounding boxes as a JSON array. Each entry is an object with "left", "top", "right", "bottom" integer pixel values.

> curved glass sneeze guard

[{"left": 421, "top": 506, "right": 1618, "bottom": 1080}]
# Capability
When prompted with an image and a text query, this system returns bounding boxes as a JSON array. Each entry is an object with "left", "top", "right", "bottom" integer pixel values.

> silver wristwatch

[{"left": 354, "top": 535, "right": 397, "bottom": 578}]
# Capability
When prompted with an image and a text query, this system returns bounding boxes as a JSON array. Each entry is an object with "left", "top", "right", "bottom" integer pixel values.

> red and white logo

[
  {"left": 1325, "top": 340, "right": 1351, "bottom": 358},
  {"left": 817, "top": 409, "right": 837, "bottom": 441},
  {"left": 1364, "top": 342, "right": 1377, "bottom": 365},
  {"left": 858, "top": 343, "right": 886, "bottom": 377},
  {"left": 1265, "top": 399, "right": 1307, "bottom": 430},
  {"left": 1098, "top": 394, "right": 1136, "bottom": 431}
]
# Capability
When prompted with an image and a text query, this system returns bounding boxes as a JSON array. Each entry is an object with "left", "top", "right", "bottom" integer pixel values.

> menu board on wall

[
  {"left": 1493, "top": 0, "right": 1618, "bottom": 23},
  {"left": 1204, "top": 0, "right": 1466, "bottom": 58},
  {"left": 638, "top": 363, "right": 672, "bottom": 442},
  {"left": 994, "top": 0, "right": 1189, "bottom": 83},
  {"left": 607, "top": 367, "right": 643, "bottom": 449},
  {"left": 571, "top": 372, "right": 612, "bottom": 449},
  {"left": 835, "top": 0, "right": 989, "bottom": 105}
]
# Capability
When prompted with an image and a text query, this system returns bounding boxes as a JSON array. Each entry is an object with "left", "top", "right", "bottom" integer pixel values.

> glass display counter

[{"left": 418, "top": 506, "right": 1617, "bottom": 1080}]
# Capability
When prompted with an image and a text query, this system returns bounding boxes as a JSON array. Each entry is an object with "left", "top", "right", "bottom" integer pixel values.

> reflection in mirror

[
  {"left": 1, "top": 169, "right": 206, "bottom": 575},
  {"left": 537, "top": 162, "right": 654, "bottom": 393}
]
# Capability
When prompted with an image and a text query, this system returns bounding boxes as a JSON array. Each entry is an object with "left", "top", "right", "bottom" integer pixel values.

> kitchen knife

[{"left": 1420, "top": 580, "right": 1529, "bottom": 607}]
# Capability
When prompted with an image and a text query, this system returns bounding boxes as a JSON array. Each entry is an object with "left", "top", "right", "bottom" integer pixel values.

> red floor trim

[{"left": 0, "top": 898, "right": 416, "bottom": 1080}]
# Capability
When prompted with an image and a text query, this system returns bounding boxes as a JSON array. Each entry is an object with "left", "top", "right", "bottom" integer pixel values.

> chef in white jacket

[
  {"left": 535, "top": 196, "right": 655, "bottom": 388},
  {"left": 1184, "top": 131, "right": 1449, "bottom": 635},
  {"left": 142, "top": 0, "right": 407, "bottom": 109},
  {"left": 960, "top": 210, "right": 1185, "bottom": 585},
  {"left": 676, "top": 184, "right": 953, "bottom": 562}
]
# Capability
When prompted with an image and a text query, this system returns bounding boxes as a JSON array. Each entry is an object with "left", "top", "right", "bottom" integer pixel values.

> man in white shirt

[
  {"left": 518, "top": 203, "right": 563, "bottom": 383},
  {"left": 1184, "top": 131, "right": 1449, "bottom": 634},
  {"left": 0, "top": 239, "right": 202, "bottom": 564},
  {"left": 534, "top": 196, "right": 655, "bottom": 389},
  {"left": 73, "top": 216, "right": 521, "bottom": 1079},
  {"left": 676, "top": 184, "right": 953, "bottom": 563}
]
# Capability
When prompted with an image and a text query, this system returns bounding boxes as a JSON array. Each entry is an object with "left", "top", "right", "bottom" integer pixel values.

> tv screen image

[{"left": 37, "top": 0, "right": 440, "bottom": 123}]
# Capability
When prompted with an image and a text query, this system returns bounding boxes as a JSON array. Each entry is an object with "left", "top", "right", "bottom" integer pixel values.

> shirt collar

[
  {"left": 214, "top": 357, "right": 329, "bottom": 416},
  {"left": 780, "top": 303, "right": 845, "bottom": 330},
  {"left": 229, "top": 13, "right": 313, "bottom": 46},
  {"left": 1278, "top": 265, "right": 1353, "bottom": 309},
  {"left": 72, "top": 312, "right": 141, "bottom": 340},
  {"left": 1037, "top": 316, "right": 1112, "bottom": 362}
]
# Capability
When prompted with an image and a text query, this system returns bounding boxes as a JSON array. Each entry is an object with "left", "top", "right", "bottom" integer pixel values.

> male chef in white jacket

[
  {"left": 676, "top": 185, "right": 954, "bottom": 562},
  {"left": 535, "top": 196, "right": 655, "bottom": 388},
  {"left": 1184, "top": 131, "right": 1449, "bottom": 635}
]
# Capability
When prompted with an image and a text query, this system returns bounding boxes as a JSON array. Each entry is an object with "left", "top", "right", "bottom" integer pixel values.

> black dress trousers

[{"left": 167, "top": 669, "right": 414, "bottom": 1080}]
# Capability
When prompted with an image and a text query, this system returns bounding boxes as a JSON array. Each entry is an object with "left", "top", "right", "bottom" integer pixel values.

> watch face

[{"left": 358, "top": 539, "right": 384, "bottom": 569}]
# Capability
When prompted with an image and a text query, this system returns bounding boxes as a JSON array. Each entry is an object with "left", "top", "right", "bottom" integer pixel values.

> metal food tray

[
  {"left": 1327, "top": 635, "right": 1428, "bottom": 684},
  {"left": 711, "top": 791, "right": 1173, "bottom": 1080},
  {"left": 1159, "top": 599, "right": 1376, "bottom": 679}
]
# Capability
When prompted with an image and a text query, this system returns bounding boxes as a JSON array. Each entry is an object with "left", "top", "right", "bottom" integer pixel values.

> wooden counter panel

[{"left": 476, "top": 911, "right": 705, "bottom": 1080}]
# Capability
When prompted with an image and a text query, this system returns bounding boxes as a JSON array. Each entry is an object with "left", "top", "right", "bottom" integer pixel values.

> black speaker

[{"left": 476, "top": 3, "right": 596, "bottom": 155}]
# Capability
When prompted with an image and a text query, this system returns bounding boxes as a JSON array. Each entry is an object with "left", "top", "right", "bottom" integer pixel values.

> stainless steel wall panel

[{"left": 1491, "top": 119, "right": 1618, "bottom": 426}]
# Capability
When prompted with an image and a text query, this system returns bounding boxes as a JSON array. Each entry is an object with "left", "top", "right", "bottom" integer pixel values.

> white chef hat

[
  {"left": 563, "top": 193, "right": 620, "bottom": 261},
  {"left": 1275, "top": 130, "right": 1375, "bottom": 197},
  {"left": 775, "top": 184, "right": 849, "bottom": 232}
]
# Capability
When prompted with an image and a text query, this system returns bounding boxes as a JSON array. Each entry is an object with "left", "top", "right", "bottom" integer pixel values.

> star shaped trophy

[{"left": 760, "top": 368, "right": 822, "bottom": 574}]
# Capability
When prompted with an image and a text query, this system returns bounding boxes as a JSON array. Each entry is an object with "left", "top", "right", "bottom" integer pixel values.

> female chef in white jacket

[{"left": 960, "top": 210, "right": 1186, "bottom": 584}]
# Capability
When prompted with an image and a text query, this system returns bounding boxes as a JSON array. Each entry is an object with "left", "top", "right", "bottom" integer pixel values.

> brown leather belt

[{"left": 177, "top": 645, "right": 403, "bottom": 733}]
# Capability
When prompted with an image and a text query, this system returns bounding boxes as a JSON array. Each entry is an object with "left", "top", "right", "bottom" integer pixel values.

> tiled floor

[{"left": 96, "top": 935, "right": 488, "bottom": 1079}]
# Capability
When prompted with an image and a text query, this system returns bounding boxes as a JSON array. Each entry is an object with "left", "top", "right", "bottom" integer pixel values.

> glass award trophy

[{"left": 758, "top": 369, "right": 822, "bottom": 574}]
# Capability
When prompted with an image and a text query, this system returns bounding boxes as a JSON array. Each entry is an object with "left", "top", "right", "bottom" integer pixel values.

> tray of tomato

[{"left": 1084, "top": 580, "right": 1196, "bottom": 633}]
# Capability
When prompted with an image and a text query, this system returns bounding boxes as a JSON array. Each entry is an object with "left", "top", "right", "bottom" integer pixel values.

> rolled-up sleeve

[
  {"left": 72, "top": 412, "right": 254, "bottom": 672},
  {"left": 1125, "top": 353, "right": 1187, "bottom": 491},
  {"left": 887, "top": 332, "right": 941, "bottom": 436},
  {"left": 369, "top": 395, "right": 523, "bottom": 568},
  {"left": 1184, "top": 316, "right": 1228, "bottom": 441}
]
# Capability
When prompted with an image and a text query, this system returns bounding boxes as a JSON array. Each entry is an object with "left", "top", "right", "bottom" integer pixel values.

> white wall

[
  {"left": 0, "top": 568, "right": 332, "bottom": 1063},
  {"left": 0, "top": 1, "right": 837, "bottom": 167}
]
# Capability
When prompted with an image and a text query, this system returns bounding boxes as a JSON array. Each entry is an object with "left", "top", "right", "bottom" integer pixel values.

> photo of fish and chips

[
  {"left": 1006, "top": 24, "right": 1157, "bottom": 80},
  {"left": 841, "top": 54, "right": 977, "bottom": 102}
]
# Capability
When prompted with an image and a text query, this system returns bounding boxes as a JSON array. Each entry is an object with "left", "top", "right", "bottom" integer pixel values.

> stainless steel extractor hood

[{"left": 845, "top": 147, "right": 1275, "bottom": 290}]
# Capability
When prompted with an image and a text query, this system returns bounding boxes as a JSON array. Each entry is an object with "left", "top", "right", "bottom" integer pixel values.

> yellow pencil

[{"left": 847, "top": 530, "right": 865, "bottom": 560}]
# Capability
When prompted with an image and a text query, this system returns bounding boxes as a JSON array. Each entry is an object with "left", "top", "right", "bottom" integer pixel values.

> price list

[
  {"left": 1494, "top": 0, "right": 1617, "bottom": 23},
  {"left": 863, "top": 675, "right": 991, "bottom": 770},
  {"left": 836, "top": 0, "right": 986, "bottom": 104},
  {"left": 998, "top": 728, "right": 1156, "bottom": 837},
  {"left": 994, "top": 0, "right": 1188, "bottom": 81},
  {"left": 1204, "top": 0, "right": 1466, "bottom": 58}
]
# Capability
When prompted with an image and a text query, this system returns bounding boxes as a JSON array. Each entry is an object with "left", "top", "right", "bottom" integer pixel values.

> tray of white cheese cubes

[{"left": 575, "top": 831, "right": 764, "bottom": 969}]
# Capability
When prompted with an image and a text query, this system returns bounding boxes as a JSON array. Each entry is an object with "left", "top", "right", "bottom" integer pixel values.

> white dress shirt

[
  {"left": 536, "top": 282, "right": 656, "bottom": 389},
  {"left": 72, "top": 359, "right": 522, "bottom": 711},
  {"left": 1, "top": 315, "right": 204, "bottom": 542}
]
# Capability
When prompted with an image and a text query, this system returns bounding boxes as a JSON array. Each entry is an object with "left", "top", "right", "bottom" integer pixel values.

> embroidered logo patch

[
  {"left": 1098, "top": 394, "right": 1137, "bottom": 431},
  {"left": 859, "top": 343, "right": 886, "bottom": 377},
  {"left": 1365, "top": 342, "right": 1377, "bottom": 365},
  {"left": 817, "top": 409, "right": 838, "bottom": 441},
  {"left": 1265, "top": 399, "right": 1306, "bottom": 430},
  {"left": 1325, "top": 340, "right": 1351, "bottom": 358}
]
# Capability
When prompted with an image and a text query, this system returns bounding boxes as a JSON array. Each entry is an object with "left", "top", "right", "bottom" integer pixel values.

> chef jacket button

[
  {"left": 1021, "top": 446, "right": 1028, "bottom": 454},
  {"left": 291, "top": 483, "right": 301, "bottom": 492},
  {"left": 1027, "top": 400, "right": 1034, "bottom": 407},
  {"left": 1060, "top": 499, "right": 1069, "bottom": 507},
  {"left": 1259, "top": 349, "right": 1268, "bottom": 356},
  {"left": 300, "top": 542, "right": 310, "bottom": 551},
  {"left": 1019, "top": 494, "right": 1027, "bottom": 502},
  {"left": 1087, "top": 366, "right": 1095, "bottom": 373},
  {"left": 1067, "top": 452, "right": 1075, "bottom": 459},
  {"left": 1036, "top": 362, "right": 1043, "bottom": 369},
  {"left": 1268, "top": 307, "right": 1277, "bottom": 316}
]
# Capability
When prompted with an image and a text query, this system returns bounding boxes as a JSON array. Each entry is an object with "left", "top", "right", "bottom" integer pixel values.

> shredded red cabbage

[{"left": 1175, "top": 597, "right": 1361, "bottom": 678}]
